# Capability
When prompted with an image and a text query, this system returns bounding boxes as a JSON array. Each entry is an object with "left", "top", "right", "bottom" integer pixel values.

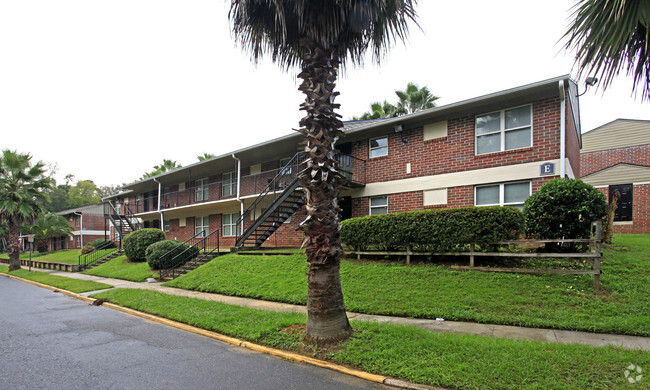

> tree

[
  {"left": 0, "top": 150, "right": 52, "bottom": 271},
  {"left": 97, "top": 184, "right": 121, "bottom": 199},
  {"left": 68, "top": 180, "right": 101, "bottom": 207},
  {"left": 141, "top": 159, "right": 182, "bottom": 180},
  {"left": 197, "top": 153, "right": 215, "bottom": 161},
  {"left": 354, "top": 100, "right": 399, "bottom": 120},
  {"left": 394, "top": 82, "right": 439, "bottom": 114},
  {"left": 230, "top": 0, "right": 419, "bottom": 343},
  {"left": 564, "top": 0, "right": 650, "bottom": 100},
  {"left": 21, "top": 212, "right": 73, "bottom": 252}
]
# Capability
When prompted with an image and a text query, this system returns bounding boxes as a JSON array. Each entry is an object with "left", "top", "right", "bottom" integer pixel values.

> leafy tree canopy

[
  {"left": 198, "top": 153, "right": 215, "bottom": 161},
  {"left": 141, "top": 159, "right": 182, "bottom": 180},
  {"left": 353, "top": 82, "right": 438, "bottom": 119}
]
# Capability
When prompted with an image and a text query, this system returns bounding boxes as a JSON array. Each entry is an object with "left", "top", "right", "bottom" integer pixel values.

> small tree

[
  {"left": 524, "top": 179, "right": 607, "bottom": 246},
  {"left": 21, "top": 212, "right": 73, "bottom": 252}
]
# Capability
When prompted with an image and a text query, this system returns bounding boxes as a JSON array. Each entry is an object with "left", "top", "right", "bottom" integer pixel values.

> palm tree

[
  {"left": 564, "top": 0, "right": 650, "bottom": 99},
  {"left": 394, "top": 82, "right": 439, "bottom": 114},
  {"left": 21, "top": 212, "right": 73, "bottom": 252},
  {"left": 230, "top": 0, "right": 419, "bottom": 343},
  {"left": 141, "top": 159, "right": 182, "bottom": 180},
  {"left": 197, "top": 153, "right": 215, "bottom": 161},
  {"left": 0, "top": 150, "right": 52, "bottom": 271},
  {"left": 356, "top": 100, "right": 399, "bottom": 120}
]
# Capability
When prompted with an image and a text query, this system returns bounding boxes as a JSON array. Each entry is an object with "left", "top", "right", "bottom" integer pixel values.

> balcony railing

[{"left": 126, "top": 153, "right": 366, "bottom": 214}]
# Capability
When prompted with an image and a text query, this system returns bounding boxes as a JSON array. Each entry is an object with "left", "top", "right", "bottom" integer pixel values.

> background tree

[
  {"left": 68, "top": 180, "right": 101, "bottom": 208},
  {"left": 0, "top": 150, "right": 52, "bottom": 271},
  {"left": 141, "top": 159, "right": 182, "bottom": 180},
  {"left": 564, "top": 0, "right": 650, "bottom": 99},
  {"left": 354, "top": 100, "right": 399, "bottom": 120},
  {"left": 230, "top": 0, "right": 419, "bottom": 343},
  {"left": 97, "top": 184, "right": 122, "bottom": 199},
  {"left": 395, "top": 82, "right": 439, "bottom": 114},
  {"left": 197, "top": 153, "right": 215, "bottom": 161},
  {"left": 21, "top": 212, "right": 73, "bottom": 252}
]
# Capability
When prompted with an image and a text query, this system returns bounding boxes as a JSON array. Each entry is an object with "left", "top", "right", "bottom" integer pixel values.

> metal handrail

[
  {"left": 159, "top": 229, "right": 220, "bottom": 280},
  {"left": 78, "top": 240, "right": 119, "bottom": 270}
]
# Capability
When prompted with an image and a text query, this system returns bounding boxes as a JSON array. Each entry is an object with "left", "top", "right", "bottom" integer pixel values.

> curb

[{"left": 1, "top": 272, "right": 439, "bottom": 390}]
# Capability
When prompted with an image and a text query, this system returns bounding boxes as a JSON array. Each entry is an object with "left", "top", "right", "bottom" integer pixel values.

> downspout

[
  {"left": 232, "top": 154, "right": 244, "bottom": 235},
  {"left": 153, "top": 178, "right": 164, "bottom": 231},
  {"left": 73, "top": 212, "right": 83, "bottom": 248},
  {"left": 558, "top": 80, "right": 566, "bottom": 179}
]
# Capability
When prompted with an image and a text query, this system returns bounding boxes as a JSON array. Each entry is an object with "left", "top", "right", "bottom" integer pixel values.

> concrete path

[{"left": 15, "top": 267, "right": 650, "bottom": 352}]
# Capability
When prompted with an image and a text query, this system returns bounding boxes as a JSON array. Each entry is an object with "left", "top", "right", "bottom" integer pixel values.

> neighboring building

[
  {"left": 104, "top": 75, "right": 582, "bottom": 248},
  {"left": 580, "top": 119, "right": 650, "bottom": 233},
  {"left": 54, "top": 205, "right": 107, "bottom": 250}
]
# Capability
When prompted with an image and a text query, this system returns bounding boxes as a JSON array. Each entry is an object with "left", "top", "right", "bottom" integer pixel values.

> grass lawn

[
  {"left": 0, "top": 265, "right": 112, "bottom": 293},
  {"left": 92, "top": 288, "right": 650, "bottom": 390},
  {"left": 82, "top": 255, "right": 158, "bottom": 282},
  {"left": 165, "top": 234, "right": 650, "bottom": 336},
  {"left": 0, "top": 249, "right": 115, "bottom": 265}
]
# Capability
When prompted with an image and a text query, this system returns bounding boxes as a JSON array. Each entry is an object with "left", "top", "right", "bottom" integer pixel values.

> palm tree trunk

[
  {"left": 297, "top": 38, "right": 352, "bottom": 343},
  {"left": 7, "top": 220, "right": 21, "bottom": 271}
]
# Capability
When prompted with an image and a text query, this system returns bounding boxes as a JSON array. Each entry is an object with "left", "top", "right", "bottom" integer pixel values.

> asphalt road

[{"left": 0, "top": 276, "right": 388, "bottom": 390}]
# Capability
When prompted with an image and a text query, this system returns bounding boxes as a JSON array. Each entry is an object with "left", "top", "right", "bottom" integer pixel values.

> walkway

[{"left": 25, "top": 267, "right": 650, "bottom": 352}]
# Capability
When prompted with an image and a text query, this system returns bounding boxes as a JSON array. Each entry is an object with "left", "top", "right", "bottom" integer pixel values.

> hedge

[
  {"left": 87, "top": 239, "right": 115, "bottom": 249},
  {"left": 122, "top": 228, "right": 165, "bottom": 262},
  {"left": 146, "top": 240, "right": 200, "bottom": 270},
  {"left": 340, "top": 206, "right": 524, "bottom": 252}
]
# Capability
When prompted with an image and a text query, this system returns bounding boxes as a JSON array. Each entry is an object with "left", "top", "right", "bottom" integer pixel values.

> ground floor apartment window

[
  {"left": 475, "top": 181, "right": 531, "bottom": 210},
  {"left": 369, "top": 196, "right": 388, "bottom": 215},
  {"left": 195, "top": 216, "right": 210, "bottom": 237},
  {"left": 222, "top": 213, "right": 240, "bottom": 237},
  {"left": 75, "top": 236, "right": 81, "bottom": 248}
]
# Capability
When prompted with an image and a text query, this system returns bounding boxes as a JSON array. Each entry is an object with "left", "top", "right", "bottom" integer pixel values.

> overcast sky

[{"left": 1, "top": 0, "right": 648, "bottom": 187}]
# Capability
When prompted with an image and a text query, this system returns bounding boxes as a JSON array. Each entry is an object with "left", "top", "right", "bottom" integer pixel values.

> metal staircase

[
  {"left": 104, "top": 201, "right": 142, "bottom": 247},
  {"left": 158, "top": 229, "right": 220, "bottom": 281}
]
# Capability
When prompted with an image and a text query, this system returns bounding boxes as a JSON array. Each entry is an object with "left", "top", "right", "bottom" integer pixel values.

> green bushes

[
  {"left": 122, "top": 228, "right": 165, "bottom": 262},
  {"left": 145, "top": 240, "right": 199, "bottom": 270},
  {"left": 87, "top": 239, "right": 115, "bottom": 249},
  {"left": 524, "top": 178, "right": 607, "bottom": 239},
  {"left": 81, "top": 244, "right": 95, "bottom": 255},
  {"left": 340, "top": 206, "right": 524, "bottom": 251}
]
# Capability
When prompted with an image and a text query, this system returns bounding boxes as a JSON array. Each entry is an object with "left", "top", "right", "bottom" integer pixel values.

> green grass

[
  {"left": 82, "top": 255, "right": 158, "bottom": 282},
  {"left": 0, "top": 265, "right": 112, "bottom": 293},
  {"left": 0, "top": 249, "right": 115, "bottom": 265},
  {"left": 92, "top": 288, "right": 650, "bottom": 390},
  {"left": 165, "top": 234, "right": 650, "bottom": 336}
]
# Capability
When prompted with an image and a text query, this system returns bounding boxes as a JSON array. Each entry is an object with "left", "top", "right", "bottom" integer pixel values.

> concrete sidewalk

[{"left": 23, "top": 267, "right": 649, "bottom": 352}]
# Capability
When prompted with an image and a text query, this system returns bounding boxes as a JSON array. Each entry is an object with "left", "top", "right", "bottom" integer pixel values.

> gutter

[
  {"left": 232, "top": 154, "right": 244, "bottom": 235},
  {"left": 558, "top": 80, "right": 566, "bottom": 178},
  {"left": 153, "top": 178, "right": 164, "bottom": 231}
]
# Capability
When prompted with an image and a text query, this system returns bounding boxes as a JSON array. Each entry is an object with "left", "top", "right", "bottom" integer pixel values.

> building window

[
  {"left": 369, "top": 137, "right": 388, "bottom": 158},
  {"left": 476, "top": 105, "right": 532, "bottom": 155},
  {"left": 195, "top": 216, "right": 209, "bottom": 237},
  {"left": 222, "top": 213, "right": 239, "bottom": 237},
  {"left": 163, "top": 220, "right": 170, "bottom": 232},
  {"left": 75, "top": 236, "right": 81, "bottom": 248},
  {"left": 610, "top": 184, "right": 633, "bottom": 222},
  {"left": 475, "top": 181, "right": 531, "bottom": 210},
  {"left": 369, "top": 196, "right": 388, "bottom": 215},
  {"left": 222, "top": 172, "right": 236, "bottom": 197},
  {"left": 279, "top": 157, "right": 292, "bottom": 175},
  {"left": 74, "top": 216, "right": 80, "bottom": 228},
  {"left": 195, "top": 178, "right": 209, "bottom": 201}
]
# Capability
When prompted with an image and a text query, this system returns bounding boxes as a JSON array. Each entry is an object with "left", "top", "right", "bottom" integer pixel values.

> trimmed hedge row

[{"left": 340, "top": 206, "right": 524, "bottom": 252}]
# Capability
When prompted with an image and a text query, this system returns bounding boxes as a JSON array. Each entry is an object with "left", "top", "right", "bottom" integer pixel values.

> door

[
  {"left": 610, "top": 184, "right": 633, "bottom": 221},
  {"left": 340, "top": 196, "right": 352, "bottom": 221}
]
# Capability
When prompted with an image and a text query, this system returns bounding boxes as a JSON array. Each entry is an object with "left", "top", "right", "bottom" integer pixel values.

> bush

[
  {"left": 340, "top": 206, "right": 524, "bottom": 252},
  {"left": 87, "top": 239, "right": 115, "bottom": 249},
  {"left": 146, "top": 240, "right": 200, "bottom": 270},
  {"left": 122, "top": 228, "right": 165, "bottom": 262},
  {"left": 524, "top": 178, "right": 607, "bottom": 239},
  {"left": 81, "top": 244, "right": 95, "bottom": 255}
]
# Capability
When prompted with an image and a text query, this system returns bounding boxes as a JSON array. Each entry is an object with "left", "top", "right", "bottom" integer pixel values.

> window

[
  {"left": 369, "top": 137, "right": 388, "bottom": 158},
  {"left": 475, "top": 181, "right": 531, "bottom": 210},
  {"left": 476, "top": 105, "right": 532, "bottom": 155},
  {"left": 279, "top": 157, "right": 292, "bottom": 175},
  {"left": 610, "top": 184, "right": 633, "bottom": 222},
  {"left": 222, "top": 172, "right": 236, "bottom": 197},
  {"left": 222, "top": 213, "right": 240, "bottom": 237},
  {"left": 163, "top": 220, "right": 170, "bottom": 232},
  {"left": 195, "top": 178, "right": 209, "bottom": 201},
  {"left": 195, "top": 216, "right": 209, "bottom": 237},
  {"left": 74, "top": 216, "right": 80, "bottom": 228},
  {"left": 369, "top": 196, "right": 388, "bottom": 215},
  {"left": 75, "top": 236, "right": 81, "bottom": 248}
]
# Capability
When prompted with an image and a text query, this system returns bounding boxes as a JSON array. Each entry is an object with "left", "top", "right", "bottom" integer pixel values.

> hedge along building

[
  {"left": 580, "top": 119, "right": 650, "bottom": 233},
  {"left": 103, "top": 75, "right": 582, "bottom": 249}
]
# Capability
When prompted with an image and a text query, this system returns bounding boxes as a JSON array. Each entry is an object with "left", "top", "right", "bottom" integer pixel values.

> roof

[
  {"left": 115, "top": 75, "right": 574, "bottom": 195},
  {"left": 581, "top": 163, "right": 650, "bottom": 186},
  {"left": 55, "top": 204, "right": 104, "bottom": 216},
  {"left": 582, "top": 119, "right": 650, "bottom": 153}
]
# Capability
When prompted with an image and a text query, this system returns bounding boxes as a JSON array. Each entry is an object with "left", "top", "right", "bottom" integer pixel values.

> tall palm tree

[
  {"left": 0, "top": 150, "right": 52, "bottom": 271},
  {"left": 230, "top": 0, "right": 419, "bottom": 343},
  {"left": 141, "top": 159, "right": 182, "bottom": 180},
  {"left": 21, "top": 212, "right": 73, "bottom": 252},
  {"left": 357, "top": 100, "right": 399, "bottom": 120},
  {"left": 197, "top": 153, "right": 215, "bottom": 161},
  {"left": 563, "top": 0, "right": 650, "bottom": 99},
  {"left": 394, "top": 82, "right": 439, "bottom": 114}
]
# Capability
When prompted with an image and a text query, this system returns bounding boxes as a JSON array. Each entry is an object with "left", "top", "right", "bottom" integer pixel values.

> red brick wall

[
  {"left": 564, "top": 91, "right": 581, "bottom": 177},
  {"left": 581, "top": 144, "right": 650, "bottom": 176},
  {"left": 597, "top": 184, "right": 650, "bottom": 234}
]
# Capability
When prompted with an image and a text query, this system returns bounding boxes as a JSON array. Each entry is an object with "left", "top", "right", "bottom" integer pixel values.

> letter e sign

[{"left": 540, "top": 162, "right": 555, "bottom": 175}]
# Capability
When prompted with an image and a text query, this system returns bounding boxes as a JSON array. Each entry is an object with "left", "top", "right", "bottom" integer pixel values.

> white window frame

[
  {"left": 195, "top": 215, "right": 209, "bottom": 237},
  {"left": 474, "top": 181, "right": 531, "bottom": 209},
  {"left": 369, "top": 136, "right": 388, "bottom": 158},
  {"left": 369, "top": 195, "right": 388, "bottom": 215},
  {"left": 163, "top": 220, "right": 170, "bottom": 232},
  {"left": 75, "top": 235, "right": 81, "bottom": 248},
  {"left": 475, "top": 104, "right": 533, "bottom": 155},
  {"left": 195, "top": 178, "right": 209, "bottom": 201},
  {"left": 222, "top": 212, "right": 239, "bottom": 237},
  {"left": 222, "top": 172, "right": 236, "bottom": 197},
  {"left": 279, "top": 157, "right": 292, "bottom": 175}
]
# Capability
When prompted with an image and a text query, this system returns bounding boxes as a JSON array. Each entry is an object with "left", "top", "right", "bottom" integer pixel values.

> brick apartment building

[
  {"left": 104, "top": 75, "right": 582, "bottom": 248},
  {"left": 52, "top": 205, "right": 107, "bottom": 250},
  {"left": 580, "top": 119, "right": 650, "bottom": 233}
]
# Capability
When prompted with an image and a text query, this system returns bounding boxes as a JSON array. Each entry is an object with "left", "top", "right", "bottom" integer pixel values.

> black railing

[
  {"left": 78, "top": 240, "right": 119, "bottom": 270},
  {"left": 158, "top": 229, "right": 220, "bottom": 280},
  {"left": 123, "top": 203, "right": 142, "bottom": 230}
]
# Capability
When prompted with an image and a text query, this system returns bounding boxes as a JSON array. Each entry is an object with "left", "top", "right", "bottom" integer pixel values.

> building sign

[{"left": 540, "top": 162, "right": 555, "bottom": 176}]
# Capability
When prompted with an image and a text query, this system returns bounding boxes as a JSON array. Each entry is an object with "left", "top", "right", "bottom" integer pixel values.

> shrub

[
  {"left": 81, "top": 244, "right": 95, "bottom": 255},
  {"left": 122, "top": 228, "right": 165, "bottom": 262},
  {"left": 87, "top": 239, "right": 115, "bottom": 249},
  {"left": 340, "top": 206, "right": 524, "bottom": 252},
  {"left": 146, "top": 240, "right": 200, "bottom": 270},
  {"left": 524, "top": 178, "right": 607, "bottom": 239}
]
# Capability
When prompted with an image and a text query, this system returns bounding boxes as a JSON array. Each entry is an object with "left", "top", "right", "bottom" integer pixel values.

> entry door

[
  {"left": 610, "top": 184, "right": 633, "bottom": 221},
  {"left": 340, "top": 196, "right": 352, "bottom": 221}
]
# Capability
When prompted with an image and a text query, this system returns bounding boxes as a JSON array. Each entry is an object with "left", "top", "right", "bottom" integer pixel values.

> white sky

[{"left": 1, "top": 1, "right": 648, "bottom": 187}]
